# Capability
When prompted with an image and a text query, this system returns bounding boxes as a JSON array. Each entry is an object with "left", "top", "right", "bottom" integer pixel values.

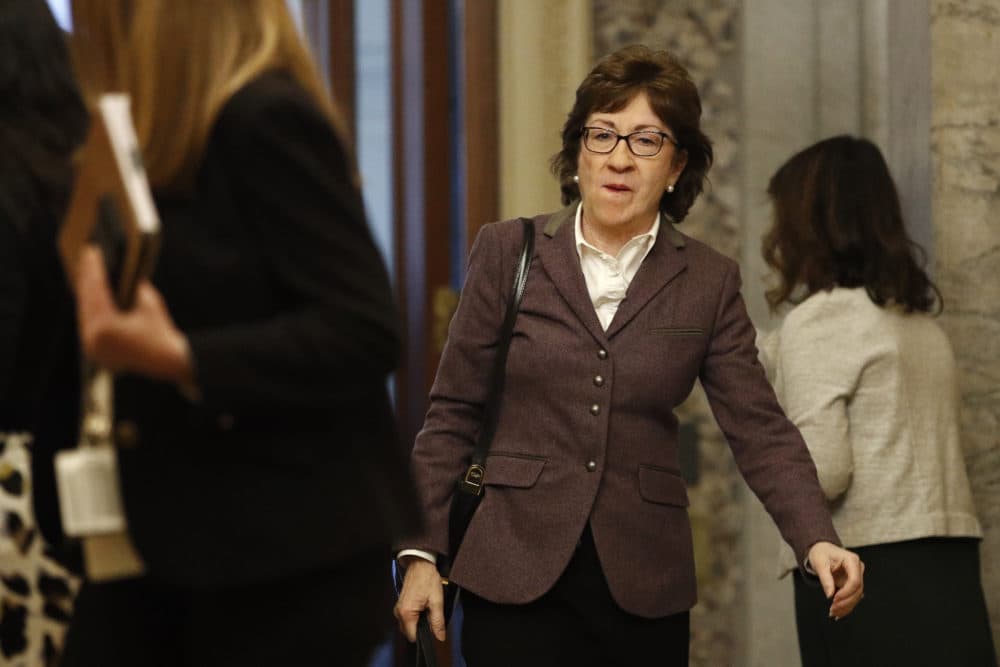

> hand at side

[
  {"left": 393, "top": 558, "right": 447, "bottom": 643},
  {"left": 807, "top": 541, "right": 865, "bottom": 619}
]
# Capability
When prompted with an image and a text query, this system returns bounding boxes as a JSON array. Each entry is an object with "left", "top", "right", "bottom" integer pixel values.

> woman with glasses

[{"left": 395, "top": 44, "right": 864, "bottom": 666}]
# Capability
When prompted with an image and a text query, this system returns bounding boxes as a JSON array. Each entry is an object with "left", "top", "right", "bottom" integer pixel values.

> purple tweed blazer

[{"left": 407, "top": 204, "right": 839, "bottom": 618}]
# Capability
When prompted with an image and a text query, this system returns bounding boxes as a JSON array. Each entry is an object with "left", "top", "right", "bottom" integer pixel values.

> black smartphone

[
  {"left": 88, "top": 194, "right": 156, "bottom": 310},
  {"left": 90, "top": 195, "right": 127, "bottom": 298}
]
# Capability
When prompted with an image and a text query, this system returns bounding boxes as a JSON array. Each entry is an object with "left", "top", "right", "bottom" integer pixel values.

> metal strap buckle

[{"left": 459, "top": 464, "right": 485, "bottom": 496}]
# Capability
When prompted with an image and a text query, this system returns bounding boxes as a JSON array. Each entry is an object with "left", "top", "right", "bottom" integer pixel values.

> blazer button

[
  {"left": 597, "top": 348, "right": 608, "bottom": 360},
  {"left": 593, "top": 374, "right": 605, "bottom": 387},
  {"left": 115, "top": 420, "right": 139, "bottom": 448},
  {"left": 586, "top": 460, "right": 597, "bottom": 472},
  {"left": 589, "top": 404, "right": 600, "bottom": 416}
]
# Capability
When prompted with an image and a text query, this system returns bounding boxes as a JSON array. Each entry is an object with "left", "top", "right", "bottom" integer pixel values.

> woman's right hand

[{"left": 393, "top": 558, "right": 447, "bottom": 642}]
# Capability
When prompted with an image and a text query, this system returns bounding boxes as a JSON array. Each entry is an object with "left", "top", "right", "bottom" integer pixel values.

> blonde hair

[{"left": 70, "top": 0, "right": 348, "bottom": 191}]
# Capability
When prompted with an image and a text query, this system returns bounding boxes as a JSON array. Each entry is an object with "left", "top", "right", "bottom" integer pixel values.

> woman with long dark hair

[
  {"left": 0, "top": 0, "right": 88, "bottom": 663},
  {"left": 759, "top": 135, "right": 996, "bottom": 666}
]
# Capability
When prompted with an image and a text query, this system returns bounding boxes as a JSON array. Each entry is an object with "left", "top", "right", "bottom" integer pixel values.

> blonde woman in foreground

[{"left": 51, "top": 2, "right": 418, "bottom": 665}]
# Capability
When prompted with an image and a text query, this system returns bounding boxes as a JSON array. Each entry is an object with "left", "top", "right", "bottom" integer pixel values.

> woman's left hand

[
  {"left": 807, "top": 541, "right": 865, "bottom": 619},
  {"left": 74, "top": 246, "right": 194, "bottom": 384}
]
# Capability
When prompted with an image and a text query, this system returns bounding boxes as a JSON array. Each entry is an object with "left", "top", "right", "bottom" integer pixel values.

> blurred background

[{"left": 36, "top": 1, "right": 1000, "bottom": 665}]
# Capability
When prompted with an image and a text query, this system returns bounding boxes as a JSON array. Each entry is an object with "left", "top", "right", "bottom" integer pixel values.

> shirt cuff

[{"left": 397, "top": 549, "right": 437, "bottom": 565}]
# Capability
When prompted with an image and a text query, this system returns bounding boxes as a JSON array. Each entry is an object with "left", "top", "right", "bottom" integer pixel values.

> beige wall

[{"left": 497, "top": 0, "right": 592, "bottom": 221}]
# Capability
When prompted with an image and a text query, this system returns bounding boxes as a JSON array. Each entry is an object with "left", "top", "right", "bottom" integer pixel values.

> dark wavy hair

[
  {"left": 0, "top": 0, "right": 87, "bottom": 233},
  {"left": 763, "top": 135, "right": 940, "bottom": 313},
  {"left": 550, "top": 44, "right": 713, "bottom": 223}
]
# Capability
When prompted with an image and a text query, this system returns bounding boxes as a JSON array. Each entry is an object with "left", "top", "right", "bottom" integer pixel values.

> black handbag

[{"left": 399, "top": 218, "right": 535, "bottom": 667}]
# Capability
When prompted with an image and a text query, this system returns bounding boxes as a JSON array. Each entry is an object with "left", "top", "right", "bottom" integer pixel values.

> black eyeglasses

[{"left": 580, "top": 126, "right": 678, "bottom": 157}]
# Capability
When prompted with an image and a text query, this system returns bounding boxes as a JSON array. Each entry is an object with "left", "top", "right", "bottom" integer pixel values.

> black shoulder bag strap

[
  {"left": 472, "top": 217, "right": 535, "bottom": 467},
  {"left": 447, "top": 217, "right": 535, "bottom": 564},
  {"left": 414, "top": 219, "right": 534, "bottom": 667}
]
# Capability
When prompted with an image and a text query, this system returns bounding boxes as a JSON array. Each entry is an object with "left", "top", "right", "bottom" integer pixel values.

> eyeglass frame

[{"left": 579, "top": 125, "right": 679, "bottom": 157}]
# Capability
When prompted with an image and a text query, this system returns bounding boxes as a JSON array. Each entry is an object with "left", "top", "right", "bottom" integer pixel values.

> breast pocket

[{"left": 649, "top": 327, "right": 705, "bottom": 337}]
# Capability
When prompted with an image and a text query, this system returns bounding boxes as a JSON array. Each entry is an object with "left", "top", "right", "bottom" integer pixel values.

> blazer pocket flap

[
  {"left": 638, "top": 466, "right": 690, "bottom": 507},
  {"left": 484, "top": 454, "right": 546, "bottom": 488}
]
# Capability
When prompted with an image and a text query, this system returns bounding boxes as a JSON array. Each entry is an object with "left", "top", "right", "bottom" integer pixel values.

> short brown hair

[
  {"left": 763, "top": 135, "right": 940, "bottom": 313},
  {"left": 551, "top": 44, "right": 713, "bottom": 223}
]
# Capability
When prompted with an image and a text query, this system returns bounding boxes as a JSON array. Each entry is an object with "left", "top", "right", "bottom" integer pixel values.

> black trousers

[
  {"left": 60, "top": 546, "right": 392, "bottom": 667},
  {"left": 460, "top": 525, "right": 690, "bottom": 667},
  {"left": 794, "top": 537, "right": 997, "bottom": 667}
]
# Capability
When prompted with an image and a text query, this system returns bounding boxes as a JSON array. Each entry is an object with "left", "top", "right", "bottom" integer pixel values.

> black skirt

[{"left": 794, "top": 537, "right": 996, "bottom": 667}]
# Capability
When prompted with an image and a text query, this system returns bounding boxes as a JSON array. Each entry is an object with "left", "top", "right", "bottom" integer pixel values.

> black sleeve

[{"left": 185, "top": 82, "right": 400, "bottom": 413}]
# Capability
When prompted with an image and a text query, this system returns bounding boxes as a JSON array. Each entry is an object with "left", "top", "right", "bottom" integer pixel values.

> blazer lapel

[
  {"left": 605, "top": 223, "right": 688, "bottom": 339},
  {"left": 537, "top": 205, "right": 608, "bottom": 345}
]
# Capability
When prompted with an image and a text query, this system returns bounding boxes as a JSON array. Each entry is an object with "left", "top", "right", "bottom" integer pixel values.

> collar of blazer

[
  {"left": 538, "top": 202, "right": 689, "bottom": 341},
  {"left": 541, "top": 202, "right": 687, "bottom": 249}
]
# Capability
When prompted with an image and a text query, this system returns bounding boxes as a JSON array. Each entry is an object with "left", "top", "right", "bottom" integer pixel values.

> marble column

[{"left": 931, "top": 0, "right": 1000, "bottom": 649}]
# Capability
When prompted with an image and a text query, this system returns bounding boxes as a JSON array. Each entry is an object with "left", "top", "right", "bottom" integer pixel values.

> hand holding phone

[{"left": 74, "top": 246, "right": 194, "bottom": 385}]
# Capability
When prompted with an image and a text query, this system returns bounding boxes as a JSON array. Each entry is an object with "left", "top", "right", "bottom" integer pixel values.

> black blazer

[
  {"left": 54, "top": 72, "right": 418, "bottom": 587},
  {"left": 0, "top": 202, "right": 77, "bottom": 435}
]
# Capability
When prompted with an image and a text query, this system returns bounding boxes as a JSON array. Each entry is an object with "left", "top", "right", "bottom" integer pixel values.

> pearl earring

[
  {"left": 666, "top": 184, "right": 675, "bottom": 193},
  {"left": 573, "top": 175, "right": 580, "bottom": 183}
]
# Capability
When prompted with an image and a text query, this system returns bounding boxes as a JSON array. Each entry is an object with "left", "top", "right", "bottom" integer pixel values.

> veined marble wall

[
  {"left": 592, "top": 2, "right": 744, "bottom": 665},
  {"left": 931, "top": 0, "right": 1000, "bottom": 648}
]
